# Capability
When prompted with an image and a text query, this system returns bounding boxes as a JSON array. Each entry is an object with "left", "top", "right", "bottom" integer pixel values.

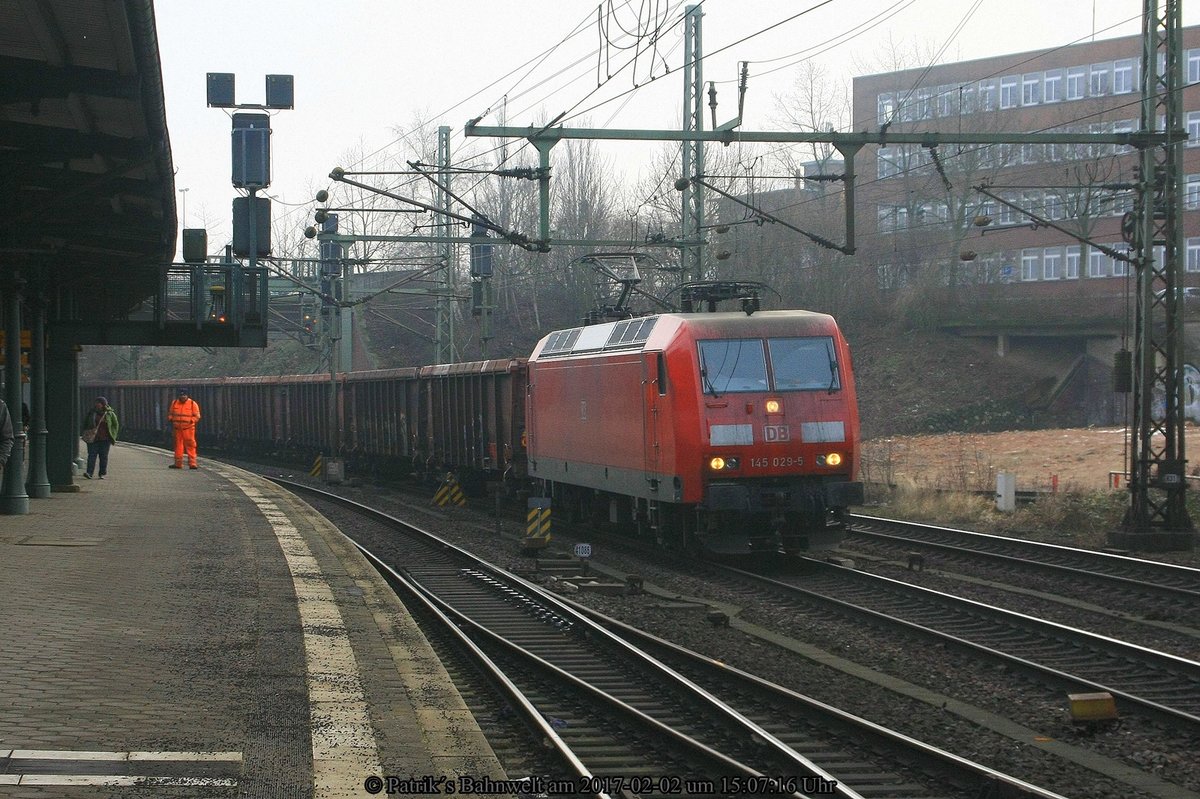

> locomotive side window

[
  {"left": 769, "top": 337, "right": 840, "bottom": 391},
  {"left": 697, "top": 339, "right": 768, "bottom": 393}
]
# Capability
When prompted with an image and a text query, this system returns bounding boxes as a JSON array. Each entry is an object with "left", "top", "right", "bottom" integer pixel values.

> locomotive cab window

[
  {"left": 769, "top": 337, "right": 840, "bottom": 391},
  {"left": 697, "top": 339, "right": 768, "bottom": 393}
]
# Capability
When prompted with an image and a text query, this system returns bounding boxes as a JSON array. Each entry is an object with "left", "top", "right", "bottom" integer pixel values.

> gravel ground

[{"left": 239, "top": 461, "right": 1198, "bottom": 799}]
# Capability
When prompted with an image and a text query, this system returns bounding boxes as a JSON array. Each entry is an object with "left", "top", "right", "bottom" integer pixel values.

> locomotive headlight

[
  {"left": 826, "top": 452, "right": 843, "bottom": 466},
  {"left": 708, "top": 456, "right": 740, "bottom": 471},
  {"left": 765, "top": 399, "right": 781, "bottom": 414},
  {"left": 710, "top": 456, "right": 726, "bottom": 471}
]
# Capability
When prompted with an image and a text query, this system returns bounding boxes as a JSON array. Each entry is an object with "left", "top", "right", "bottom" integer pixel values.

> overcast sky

[{"left": 154, "top": 1, "right": 1187, "bottom": 257}]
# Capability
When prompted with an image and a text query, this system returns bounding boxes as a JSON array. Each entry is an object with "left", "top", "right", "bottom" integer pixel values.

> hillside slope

[{"left": 844, "top": 324, "right": 1079, "bottom": 439}]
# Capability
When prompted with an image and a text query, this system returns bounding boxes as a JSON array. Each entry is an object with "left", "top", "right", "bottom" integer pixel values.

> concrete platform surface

[{"left": 0, "top": 444, "right": 504, "bottom": 797}]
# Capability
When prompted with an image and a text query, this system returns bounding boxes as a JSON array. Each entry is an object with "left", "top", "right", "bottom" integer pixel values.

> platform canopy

[{"left": 0, "top": 0, "right": 175, "bottom": 322}]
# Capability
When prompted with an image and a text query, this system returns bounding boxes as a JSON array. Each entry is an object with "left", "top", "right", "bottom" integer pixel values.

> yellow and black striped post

[
  {"left": 524, "top": 497, "right": 551, "bottom": 550},
  {"left": 310, "top": 454, "right": 322, "bottom": 477},
  {"left": 433, "top": 472, "right": 466, "bottom": 507}
]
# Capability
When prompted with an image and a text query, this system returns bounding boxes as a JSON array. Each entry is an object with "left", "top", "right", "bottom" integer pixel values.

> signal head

[
  {"left": 315, "top": 190, "right": 329, "bottom": 203},
  {"left": 304, "top": 226, "right": 317, "bottom": 239}
]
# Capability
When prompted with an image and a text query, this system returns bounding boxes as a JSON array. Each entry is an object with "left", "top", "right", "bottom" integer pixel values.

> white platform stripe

[
  {"left": 12, "top": 776, "right": 237, "bottom": 787},
  {"left": 223, "top": 473, "right": 382, "bottom": 796},
  {"left": 7, "top": 750, "right": 242, "bottom": 761},
  {"left": 0, "top": 750, "right": 242, "bottom": 788}
]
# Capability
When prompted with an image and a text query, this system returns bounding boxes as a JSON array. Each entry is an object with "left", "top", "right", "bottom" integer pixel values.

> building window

[
  {"left": 1065, "top": 245, "right": 1081, "bottom": 279},
  {"left": 1187, "top": 111, "right": 1200, "bottom": 146},
  {"left": 999, "top": 193, "right": 1018, "bottom": 226},
  {"left": 1043, "top": 248, "right": 1062, "bottom": 280},
  {"left": 1067, "top": 66, "right": 1086, "bottom": 100},
  {"left": 1112, "top": 247, "right": 1130, "bottom": 277},
  {"left": 959, "top": 84, "right": 976, "bottom": 114},
  {"left": 1186, "top": 174, "right": 1200, "bottom": 209},
  {"left": 1000, "top": 76, "right": 1019, "bottom": 109},
  {"left": 1045, "top": 192, "right": 1065, "bottom": 220},
  {"left": 1112, "top": 118, "right": 1135, "bottom": 154},
  {"left": 1022, "top": 142, "right": 1043, "bottom": 165},
  {"left": 1043, "top": 68, "right": 1063, "bottom": 102},
  {"left": 917, "top": 87, "right": 933, "bottom": 119},
  {"left": 977, "top": 79, "right": 995, "bottom": 111},
  {"left": 1022, "top": 73, "right": 1041, "bottom": 105},
  {"left": 1188, "top": 238, "right": 1200, "bottom": 272},
  {"left": 1113, "top": 59, "right": 1135, "bottom": 94},
  {"left": 877, "top": 92, "right": 894, "bottom": 124},
  {"left": 1021, "top": 249, "right": 1040, "bottom": 281},
  {"left": 877, "top": 147, "right": 898, "bottom": 178},
  {"left": 1189, "top": 49, "right": 1200, "bottom": 85},
  {"left": 937, "top": 85, "right": 954, "bottom": 117},
  {"left": 1089, "top": 249, "right": 1108, "bottom": 278},
  {"left": 877, "top": 205, "right": 894, "bottom": 233},
  {"left": 1112, "top": 190, "right": 1135, "bottom": 215},
  {"left": 979, "top": 197, "right": 998, "bottom": 221},
  {"left": 1022, "top": 190, "right": 1042, "bottom": 219},
  {"left": 1089, "top": 63, "right": 1110, "bottom": 96}
]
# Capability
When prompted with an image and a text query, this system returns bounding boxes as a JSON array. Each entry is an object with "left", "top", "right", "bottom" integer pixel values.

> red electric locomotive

[{"left": 526, "top": 310, "right": 863, "bottom": 554}]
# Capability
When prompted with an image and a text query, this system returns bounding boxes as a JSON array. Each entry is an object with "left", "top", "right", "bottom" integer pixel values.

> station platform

[{"left": 0, "top": 445, "right": 505, "bottom": 797}]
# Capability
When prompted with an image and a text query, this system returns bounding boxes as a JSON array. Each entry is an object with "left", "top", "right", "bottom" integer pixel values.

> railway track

[
  {"left": 848, "top": 514, "right": 1200, "bottom": 605},
  {"left": 720, "top": 557, "right": 1200, "bottom": 731},
  {"left": 273, "top": 478, "right": 1062, "bottom": 799}
]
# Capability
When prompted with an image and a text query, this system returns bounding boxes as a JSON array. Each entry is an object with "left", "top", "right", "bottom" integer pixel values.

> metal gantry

[
  {"left": 1119, "top": 0, "right": 1194, "bottom": 547},
  {"left": 463, "top": 6, "right": 1187, "bottom": 549},
  {"left": 680, "top": 4, "right": 705, "bottom": 284},
  {"left": 435, "top": 126, "right": 457, "bottom": 365}
]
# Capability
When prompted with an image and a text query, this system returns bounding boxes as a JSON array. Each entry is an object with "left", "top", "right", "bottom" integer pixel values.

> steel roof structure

[{"left": 1, "top": 0, "right": 175, "bottom": 324}]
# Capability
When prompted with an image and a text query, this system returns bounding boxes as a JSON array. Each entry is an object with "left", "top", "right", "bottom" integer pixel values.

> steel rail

[
  {"left": 271, "top": 478, "right": 848, "bottom": 798},
  {"left": 846, "top": 518, "right": 1200, "bottom": 605},
  {"left": 850, "top": 513, "right": 1200, "bottom": 594},
  {"left": 719, "top": 559, "right": 1200, "bottom": 731}
]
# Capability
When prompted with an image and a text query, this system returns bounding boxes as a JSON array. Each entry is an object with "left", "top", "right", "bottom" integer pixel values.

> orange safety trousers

[{"left": 174, "top": 426, "right": 198, "bottom": 467}]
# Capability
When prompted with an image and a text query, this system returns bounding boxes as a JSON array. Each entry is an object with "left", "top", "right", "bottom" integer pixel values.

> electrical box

[
  {"left": 265, "top": 74, "right": 294, "bottom": 109},
  {"left": 232, "top": 113, "right": 271, "bottom": 188},
  {"left": 206, "top": 73, "right": 235, "bottom": 107},
  {"left": 470, "top": 215, "right": 494, "bottom": 277},
  {"left": 182, "top": 229, "right": 208, "bottom": 264},
  {"left": 232, "top": 196, "right": 271, "bottom": 257},
  {"left": 1068, "top": 692, "right": 1118, "bottom": 723},
  {"left": 323, "top": 457, "right": 345, "bottom": 484},
  {"left": 472, "top": 281, "right": 484, "bottom": 316},
  {"left": 995, "top": 471, "right": 1016, "bottom": 512}
]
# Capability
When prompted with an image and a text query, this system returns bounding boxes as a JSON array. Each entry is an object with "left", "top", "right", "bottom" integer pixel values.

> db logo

[{"left": 763, "top": 424, "right": 790, "bottom": 442}]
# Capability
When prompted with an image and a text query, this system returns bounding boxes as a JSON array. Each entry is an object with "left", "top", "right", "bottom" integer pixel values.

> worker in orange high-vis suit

[{"left": 167, "top": 388, "right": 202, "bottom": 469}]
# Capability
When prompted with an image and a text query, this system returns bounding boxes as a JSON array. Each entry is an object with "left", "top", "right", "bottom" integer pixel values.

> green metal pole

[
  {"left": 25, "top": 291, "right": 49, "bottom": 498},
  {"left": 2, "top": 275, "right": 29, "bottom": 514}
]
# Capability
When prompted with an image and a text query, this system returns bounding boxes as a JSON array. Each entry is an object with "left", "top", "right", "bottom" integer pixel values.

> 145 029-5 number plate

[{"left": 750, "top": 456, "right": 803, "bottom": 468}]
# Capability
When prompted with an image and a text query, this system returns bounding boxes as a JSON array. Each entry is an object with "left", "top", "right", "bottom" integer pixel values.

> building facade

[
  {"left": 844, "top": 27, "right": 1200, "bottom": 426},
  {"left": 851, "top": 25, "right": 1200, "bottom": 325}
]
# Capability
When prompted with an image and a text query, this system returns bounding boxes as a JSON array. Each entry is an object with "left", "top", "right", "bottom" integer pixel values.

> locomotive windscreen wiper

[
  {"left": 699, "top": 364, "right": 721, "bottom": 397},
  {"left": 827, "top": 339, "right": 839, "bottom": 394}
]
